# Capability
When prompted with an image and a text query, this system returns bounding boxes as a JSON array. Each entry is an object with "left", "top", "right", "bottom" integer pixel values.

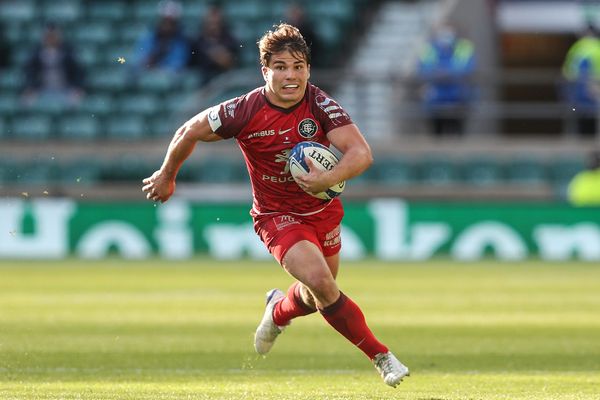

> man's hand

[
  {"left": 294, "top": 157, "right": 334, "bottom": 194},
  {"left": 142, "top": 170, "right": 176, "bottom": 203}
]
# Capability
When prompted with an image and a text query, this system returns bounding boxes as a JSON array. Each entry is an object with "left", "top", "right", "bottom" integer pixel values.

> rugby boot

[
  {"left": 373, "top": 351, "right": 410, "bottom": 387},
  {"left": 254, "top": 289, "right": 287, "bottom": 355}
]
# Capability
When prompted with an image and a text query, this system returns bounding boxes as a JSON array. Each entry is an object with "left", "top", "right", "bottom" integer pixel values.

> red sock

[
  {"left": 320, "top": 292, "right": 388, "bottom": 359},
  {"left": 273, "top": 282, "right": 317, "bottom": 326}
]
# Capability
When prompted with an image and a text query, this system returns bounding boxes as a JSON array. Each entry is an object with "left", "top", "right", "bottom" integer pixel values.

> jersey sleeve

[
  {"left": 206, "top": 94, "right": 252, "bottom": 139},
  {"left": 311, "top": 86, "right": 353, "bottom": 134}
]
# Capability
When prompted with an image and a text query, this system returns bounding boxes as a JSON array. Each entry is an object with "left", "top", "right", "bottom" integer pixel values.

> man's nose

[{"left": 285, "top": 68, "right": 297, "bottom": 79}]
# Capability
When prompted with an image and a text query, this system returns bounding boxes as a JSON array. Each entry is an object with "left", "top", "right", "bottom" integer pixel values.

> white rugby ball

[{"left": 288, "top": 141, "right": 345, "bottom": 200}]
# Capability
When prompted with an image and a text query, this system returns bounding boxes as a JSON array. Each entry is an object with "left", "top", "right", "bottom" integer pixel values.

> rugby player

[{"left": 142, "top": 23, "right": 409, "bottom": 387}]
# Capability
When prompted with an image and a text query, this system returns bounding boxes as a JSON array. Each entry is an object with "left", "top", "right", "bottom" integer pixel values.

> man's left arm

[{"left": 296, "top": 124, "right": 373, "bottom": 194}]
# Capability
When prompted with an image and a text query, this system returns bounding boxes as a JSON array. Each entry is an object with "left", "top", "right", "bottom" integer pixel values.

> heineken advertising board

[{"left": 1, "top": 198, "right": 599, "bottom": 261}]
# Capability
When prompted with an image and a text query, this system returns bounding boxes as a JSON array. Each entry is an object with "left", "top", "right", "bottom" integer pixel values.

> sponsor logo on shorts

[
  {"left": 323, "top": 225, "right": 341, "bottom": 247},
  {"left": 298, "top": 118, "right": 318, "bottom": 138},
  {"left": 325, "top": 226, "right": 340, "bottom": 240},
  {"left": 274, "top": 215, "right": 300, "bottom": 231}
]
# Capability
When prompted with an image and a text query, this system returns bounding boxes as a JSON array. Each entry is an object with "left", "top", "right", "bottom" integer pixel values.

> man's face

[
  {"left": 44, "top": 28, "right": 62, "bottom": 48},
  {"left": 158, "top": 17, "right": 178, "bottom": 37},
  {"left": 262, "top": 50, "right": 310, "bottom": 108}
]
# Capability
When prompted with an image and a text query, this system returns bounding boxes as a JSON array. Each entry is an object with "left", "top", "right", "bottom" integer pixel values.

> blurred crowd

[
  {"left": 131, "top": 1, "right": 238, "bottom": 83},
  {"left": 562, "top": 23, "right": 600, "bottom": 136},
  {"left": 2, "top": 1, "right": 600, "bottom": 140},
  {"left": 413, "top": 19, "right": 600, "bottom": 138},
  {"left": 416, "top": 23, "right": 476, "bottom": 137},
  {"left": 1, "top": 1, "right": 599, "bottom": 203},
  {"left": 0, "top": 0, "right": 320, "bottom": 111}
]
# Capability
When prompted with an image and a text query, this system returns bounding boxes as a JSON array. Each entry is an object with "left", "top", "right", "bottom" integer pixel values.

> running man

[{"left": 142, "top": 23, "right": 409, "bottom": 387}]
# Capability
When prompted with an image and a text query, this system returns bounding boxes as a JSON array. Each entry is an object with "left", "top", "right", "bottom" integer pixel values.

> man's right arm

[{"left": 142, "top": 109, "right": 223, "bottom": 203}]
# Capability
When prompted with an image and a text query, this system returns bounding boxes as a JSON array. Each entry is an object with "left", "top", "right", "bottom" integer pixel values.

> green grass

[{"left": 1, "top": 259, "right": 599, "bottom": 399}]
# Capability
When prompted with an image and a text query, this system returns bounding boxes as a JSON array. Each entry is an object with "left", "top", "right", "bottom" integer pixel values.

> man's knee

[
  {"left": 299, "top": 283, "right": 316, "bottom": 310},
  {"left": 282, "top": 240, "right": 340, "bottom": 306},
  {"left": 304, "top": 273, "right": 339, "bottom": 306}
]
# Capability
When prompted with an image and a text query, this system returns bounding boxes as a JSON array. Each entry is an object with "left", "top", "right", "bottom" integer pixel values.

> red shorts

[{"left": 253, "top": 199, "right": 344, "bottom": 264}]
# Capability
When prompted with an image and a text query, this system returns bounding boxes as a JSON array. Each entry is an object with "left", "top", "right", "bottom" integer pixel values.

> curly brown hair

[{"left": 257, "top": 23, "right": 311, "bottom": 67}]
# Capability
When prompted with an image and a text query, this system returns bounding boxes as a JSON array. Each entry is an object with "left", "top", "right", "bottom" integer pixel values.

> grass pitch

[{"left": 0, "top": 259, "right": 599, "bottom": 399}]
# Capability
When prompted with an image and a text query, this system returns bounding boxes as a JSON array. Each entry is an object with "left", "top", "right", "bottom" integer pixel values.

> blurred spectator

[
  {"left": 417, "top": 23, "right": 476, "bottom": 136},
  {"left": 188, "top": 3, "right": 238, "bottom": 84},
  {"left": 567, "top": 150, "right": 600, "bottom": 206},
  {"left": 562, "top": 24, "right": 600, "bottom": 136},
  {"left": 132, "top": 1, "right": 189, "bottom": 73},
  {"left": 21, "top": 23, "right": 85, "bottom": 108},
  {"left": 0, "top": 22, "right": 11, "bottom": 69},
  {"left": 284, "top": 3, "right": 321, "bottom": 67}
]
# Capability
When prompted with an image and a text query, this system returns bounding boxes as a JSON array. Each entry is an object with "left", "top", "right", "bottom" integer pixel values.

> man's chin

[{"left": 279, "top": 91, "right": 303, "bottom": 103}]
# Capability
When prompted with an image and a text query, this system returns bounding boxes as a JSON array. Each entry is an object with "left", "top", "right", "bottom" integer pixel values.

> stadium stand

[{"left": 0, "top": 0, "right": 593, "bottom": 201}]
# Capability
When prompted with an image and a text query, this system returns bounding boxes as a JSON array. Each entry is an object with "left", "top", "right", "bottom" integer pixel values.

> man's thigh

[{"left": 254, "top": 214, "right": 322, "bottom": 264}]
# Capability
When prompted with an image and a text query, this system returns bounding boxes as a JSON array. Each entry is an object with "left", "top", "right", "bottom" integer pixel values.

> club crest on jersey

[{"left": 298, "top": 118, "right": 318, "bottom": 138}]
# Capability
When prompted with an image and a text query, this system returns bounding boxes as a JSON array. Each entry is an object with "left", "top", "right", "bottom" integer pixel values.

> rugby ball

[{"left": 288, "top": 141, "right": 345, "bottom": 200}]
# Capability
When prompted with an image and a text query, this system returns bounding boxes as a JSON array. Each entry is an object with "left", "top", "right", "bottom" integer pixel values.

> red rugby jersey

[{"left": 207, "top": 83, "right": 353, "bottom": 217}]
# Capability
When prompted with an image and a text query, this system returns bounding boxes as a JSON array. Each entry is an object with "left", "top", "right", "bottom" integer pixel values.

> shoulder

[
  {"left": 420, "top": 41, "right": 436, "bottom": 57},
  {"left": 242, "top": 86, "right": 266, "bottom": 102},
  {"left": 208, "top": 86, "right": 266, "bottom": 137},
  {"left": 309, "top": 84, "right": 345, "bottom": 110},
  {"left": 456, "top": 38, "right": 474, "bottom": 52},
  {"left": 307, "top": 83, "right": 339, "bottom": 111},
  {"left": 307, "top": 83, "right": 353, "bottom": 130},
  {"left": 570, "top": 170, "right": 592, "bottom": 185},
  {"left": 569, "top": 38, "right": 592, "bottom": 53},
  {"left": 227, "top": 87, "right": 266, "bottom": 116}
]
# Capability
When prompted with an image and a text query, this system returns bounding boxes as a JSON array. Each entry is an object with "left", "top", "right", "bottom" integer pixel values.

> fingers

[
  {"left": 142, "top": 172, "right": 173, "bottom": 203},
  {"left": 142, "top": 175, "right": 155, "bottom": 193},
  {"left": 304, "top": 157, "right": 315, "bottom": 171},
  {"left": 146, "top": 191, "right": 164, "bottom": 203},
  {"left": 297, "top": 182, "right": 308, "bottom": 191},
  {"left": 145, "top": 190, "right": 157, "bottom": 200},
  {"left": 295, "top": 174, "right": 308, "bottom": 187},
  {"left": 296, "top": 178, "right": 313, "bottom": 193},
  {"left": 142, "top": 179, "right": 160, "bottom": 202}
]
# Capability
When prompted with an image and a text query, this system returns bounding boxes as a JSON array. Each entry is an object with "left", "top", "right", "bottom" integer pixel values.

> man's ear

[
  {"left": 261, "top": 66, "right": 269, "bottom": 82},
  {"left": 307, "top": 64, "right": 311, "bottom": 80}
]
